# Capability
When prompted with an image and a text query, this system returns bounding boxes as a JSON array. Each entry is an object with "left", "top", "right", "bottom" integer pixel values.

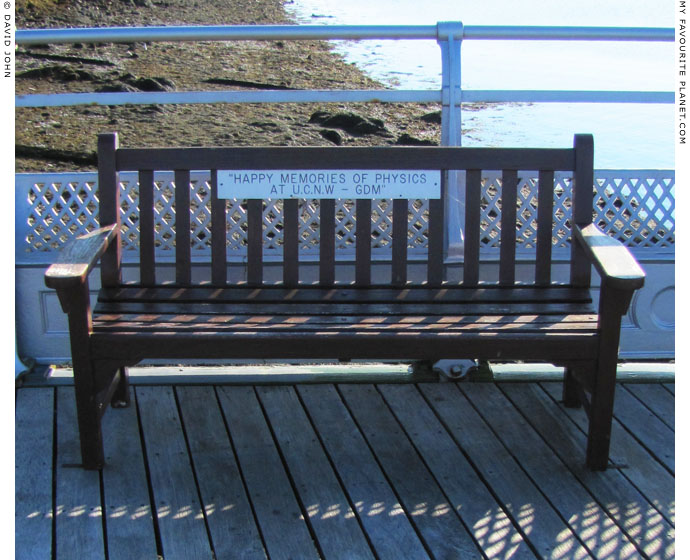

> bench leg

[
  {"left": 112, "top": 366, "right": 131, "bottom": 408},
  {"left": 59, "top": 282, "right": 105, "bottom": 469},
  {"left": 73, "top": 362, "right": 105, "bottom": 470},
  {"left": 585, "top": 359, "right": 617, "bottom": 471},
  {"left": 562, "top": 367, "right": 581, "bottom": 408},
  {"left": 586, "top": 283, "right": 628, "bottom": 471}
]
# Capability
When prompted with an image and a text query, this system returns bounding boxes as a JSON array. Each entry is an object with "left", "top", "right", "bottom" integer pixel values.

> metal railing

[
  {"left": 15, "top": 24, "right": 675, "bottom": 111},
  {"left": 15, "top": 22, "right": 675, "bottom": 254}
]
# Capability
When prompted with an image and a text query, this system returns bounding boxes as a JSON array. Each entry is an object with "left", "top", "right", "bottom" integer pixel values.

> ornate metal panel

[
  {"left": 474, "top": 170, "right": 674, "bottom": 254},
  {"left": 478, "top": 171, "right": 573, "bottom": 252},
  {"left": 17, "top": 170, "right": 675, "bottom": 263},
  {"left": 24, "top": 175, "right": 99, "bottom": 253},
  {"left": 594, "top": 171, "right": 675, "bottom": 249}
]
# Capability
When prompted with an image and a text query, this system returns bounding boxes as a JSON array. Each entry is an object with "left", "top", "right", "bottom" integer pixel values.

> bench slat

[
  {"left": 392, "top": 199, "right": 408, "bottom": 286},
  {"left": 95, "top": 300, "right": 596, "bottom": 317},
  {"left": 499, "top": 169, "right": 518, "bottom": 286},
  {"left": 94, "top": 320, "right": 598, "bottom": 334},
  {"left": 427, "top": 184, "right": 444, "bottom": 287},
  {"left": 283, "top": 198, "right": 299, "bottom": 286},
  {"left": 138, "top": 170, "right": 155, "bottom": 286},
  {"left": 98, "top": 132, "right": 121, "bottom": 287},
  {"left": 95, "top": 312, "right": 597, "bottom": 327},
  {"left": 536, "top": 169, "right": 555, "bottom": 286},
  {"left": 115, "top": 146, "right": 576, "bottom": 172},
  {"left": 175, "top": 169, "right": 191, "bottom": 285},
  {"left": 247, "top": 200, "right": 263, "bottom": 285},
  {"left": 356, "top": 199, "right": 372, "bottom": 286},
  {"left": 90, "top": 330, "right": 599, "bottom": 363},
  {"left": 463, "top": 169, "right": 482, "bottom": 286},
  {"left": 319, "top": 200, "right": 336, "bottom": 286},
  {"left": 100, "top": 286, "right": 593, "bottom": 305},
  {"left": 570, "top": 134, "right": 594, "bottom": 287},
  {"left": 210, "top": 169, "right": 227, "bottom": 285}
]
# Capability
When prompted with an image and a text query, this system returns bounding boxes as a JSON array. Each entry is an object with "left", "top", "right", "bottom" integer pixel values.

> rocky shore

[{"left": 15, "top": 0, "right": 445, "bottom": 172}]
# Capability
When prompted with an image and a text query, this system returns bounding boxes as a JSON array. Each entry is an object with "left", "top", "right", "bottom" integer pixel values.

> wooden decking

[{"left": 16, "top": 377, "right": 675, "bottom": 559}]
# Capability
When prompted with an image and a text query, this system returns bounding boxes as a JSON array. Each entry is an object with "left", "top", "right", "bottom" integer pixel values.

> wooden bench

[{"left": 45, "top": 132, "right": 645, "bottom": 471}]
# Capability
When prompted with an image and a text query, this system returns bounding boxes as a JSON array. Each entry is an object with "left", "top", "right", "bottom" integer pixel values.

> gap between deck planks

[{"left": 15, "top": 381, "right": 675, "bottom": 560}]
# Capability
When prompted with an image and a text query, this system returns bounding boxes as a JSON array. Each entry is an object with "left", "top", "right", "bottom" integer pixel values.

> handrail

[
  {"left": 15, "top": 24, "right": 674, "bottom": 44},
  {"left": 15, "top": 23, "right": 675, "bottom": 109},
  {"left": 14, "top": 21, "right": 675, "bottom": 255},
  {"left": 15, "top": 89, "right": 442, "bottom": 107},
  {"left": 461, "top": 25, "right": 673, "bottom": 41},
  {"left": 16, "top": 89, "right": 674, "bottom": 108}
]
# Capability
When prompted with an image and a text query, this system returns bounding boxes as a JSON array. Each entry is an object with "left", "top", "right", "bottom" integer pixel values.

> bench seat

[{"left": 90, "top": 285, "right": 599, "bottom": 361}]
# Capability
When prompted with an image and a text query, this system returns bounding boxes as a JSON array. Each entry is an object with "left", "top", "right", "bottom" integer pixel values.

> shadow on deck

[{"left": 15, "top": 372, "right": 675, "bottom": 559}]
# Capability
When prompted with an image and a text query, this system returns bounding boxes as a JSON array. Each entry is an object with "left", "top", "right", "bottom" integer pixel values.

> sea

[{"left": 285, "top": 0, "right": 676, "bottom": 170}]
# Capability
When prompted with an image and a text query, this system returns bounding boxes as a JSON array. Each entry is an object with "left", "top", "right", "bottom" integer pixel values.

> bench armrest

[
  {"left": 45, "top": 224, "right": 119, "bottom": 289},
  {"left": 574, "top": 224, "right": 645, "bottom": 291}
]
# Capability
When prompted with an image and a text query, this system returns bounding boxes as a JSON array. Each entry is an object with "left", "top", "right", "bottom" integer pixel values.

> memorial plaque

[{"left": 217, "top": 169, "right": 441, "bottom": 199}]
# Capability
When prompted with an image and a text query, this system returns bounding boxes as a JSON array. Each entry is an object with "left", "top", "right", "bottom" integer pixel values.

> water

[{"left": 286, "top": 0, "right": 675, "bottom": 169}]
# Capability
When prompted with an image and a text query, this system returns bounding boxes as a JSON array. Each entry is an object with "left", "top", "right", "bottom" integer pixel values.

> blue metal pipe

[
  {"left": 15, "top": 24, "right": 674, "bottom": 45},
  {"left": 462, "top": 26, "right": 674, "bottom": 41}
]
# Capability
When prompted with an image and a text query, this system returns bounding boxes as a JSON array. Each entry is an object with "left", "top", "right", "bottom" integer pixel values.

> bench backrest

[{"left": 97, "top": 132, "right": 594, "bottom": 289}]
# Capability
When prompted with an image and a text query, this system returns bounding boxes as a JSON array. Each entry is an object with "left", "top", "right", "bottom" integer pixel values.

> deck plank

[
  {"left": 663, "top": 384, "right": 674, "bottom": 395},
  {"left": 54, "top": 387, "right": 105, "bottom": 559},
  {"left": 419, "top": 382, "right": 594, "bottom": 560},
  {"left": 256, "top": 386, "right": 375, "bottom": 560},
  {"left": 101, "top": 394, "right": 159, "bottom": 560},
  {"left": 458, "top": 383, "right": 640, "bottom": 558},
  {"left": 297, "top": 384, "right": 430, "bottom": 560},
  {"left": 216, "top": 386, "right": 320, "bottom": 560},
  {"left": 378, "top": 384, "right": 537, "bottom": 560},
  {"left": 338, "top": 384, "right": 484, "bottom": 559},
  {"left": 611, "top": 385, "right": 675, "bottom": 473},
  {"left": 541, "top": 382, "right": 675, "bottom": 526},
  {"left": 499, "top": 382, "right": 674, "bottom": 559},
  {"left": 135, "top": 386, "right": 214, "bottom": 560},
  {"left": 17, "top": 379, "right": 675, "bottom": 560},
  {"left": 176, "top": 386, "right": 267, "bottom": 560},
  {"left": 15, "top": 388, "right": 54, "bottom": 560},
  {"left": 622, "top": 384, "right": 675, "bottom": 431}
]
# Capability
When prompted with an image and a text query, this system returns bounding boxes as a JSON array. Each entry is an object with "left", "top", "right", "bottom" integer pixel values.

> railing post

[{"left": 437, "top": 21, "right": 465, "bottom": 258}]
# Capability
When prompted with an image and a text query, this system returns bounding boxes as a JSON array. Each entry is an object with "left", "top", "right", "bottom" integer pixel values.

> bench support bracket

[{"left": 433, "top": 359, "right": 479, "bottom": 381}]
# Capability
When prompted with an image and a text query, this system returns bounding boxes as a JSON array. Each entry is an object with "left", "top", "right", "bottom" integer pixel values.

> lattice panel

[
  {"left": 299, "top": 200, "right": 320, "bottom": 250},
  {"left": 553, "top": 174, "right": 574, "bottom": 249},
  {"left": 190, "top": 180, "right": 213, "bottom": 252},
  {"left": 225, "top": 199, "right": 249, "bottom": 251},
  {"left": 479, "top": 172, "right": 574, "bottom": 251},
  {"left": 26, "top": 178, "right": 100, "bottom": 252},
  {"left": 516, "top": 176, "right": 539, "bottom": 249},
  {"left": 136, "top": 176, "right": 217, "bottom": 253},
  {"left": 479, "top": 174, "right": 502, "bottom": 249},
  {"left": 335, "top": 201, "right": 357, "bottom": 249},
  {"left": 408, "top": 200, "right": 430, "bottom": 249},
  {"left": 150, "top": 179, "right": 175, "bottom": 252},
  {"left": 119, "top": 180, "right": 140, "bottom": 253},
  {"left": 19, "top": 170, "right": 675, "bottom": 262},
  {"left": 372, "top": 200, "right": 392, "bottom": 248},
  {"left": 117, "top": 192, "right": 431, "bottom": 255},
  {"left": 295, "top": 199, "right": 430, "bottom": 252},
  {"left": 594, "top": 171, "right": 675, "bottom": 248},
  {"left": 263, "top": 201, "right": 284, "bottom": 251}
]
